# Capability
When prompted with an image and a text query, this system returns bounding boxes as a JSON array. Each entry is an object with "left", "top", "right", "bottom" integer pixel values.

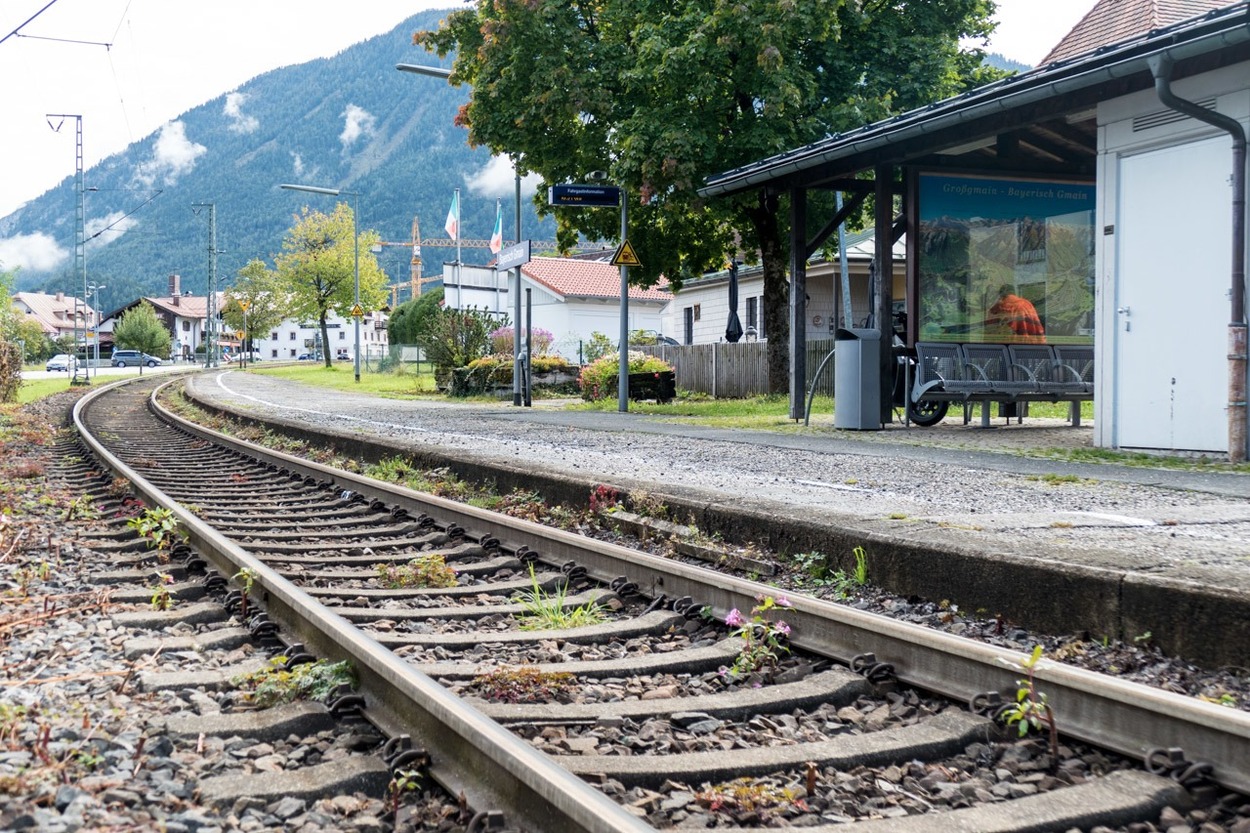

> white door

[{"left": 1114, "top": 135, "right": 1231, "bottom": 452}]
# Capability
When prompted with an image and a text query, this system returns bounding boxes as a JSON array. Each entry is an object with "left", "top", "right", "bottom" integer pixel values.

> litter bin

[{"left": 834, "top": 328, "right": 881, "bottom": 430}]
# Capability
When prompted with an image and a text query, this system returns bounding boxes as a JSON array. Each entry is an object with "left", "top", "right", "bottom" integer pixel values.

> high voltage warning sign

[{"left": 611, "top": 240, "right": 642, "bottom": 267}]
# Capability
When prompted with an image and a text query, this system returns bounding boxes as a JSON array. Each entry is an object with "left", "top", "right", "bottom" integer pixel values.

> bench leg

[
  {"left": 1070, "top": 400, "right": 1081, "bottom": 427},
  {"left": 980, "top": 402, "right": 992, "bottom": 428}
]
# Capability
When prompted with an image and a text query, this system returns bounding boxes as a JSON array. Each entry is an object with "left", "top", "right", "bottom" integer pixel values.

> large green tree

[
  {"left": 274, "top": 203, "right": 387, "bottom": 369},
  {"left": 417, "top": 0, "right": 999, "bottom": 391},
  {"left": 387, "top": 287, "right": 445, "bottom": 345},
  {"left": 225, "top": 259, "right": 290, "bottom": 356},
  {"left": 112, "top": 302, "right": 172, "bottom": 375}
]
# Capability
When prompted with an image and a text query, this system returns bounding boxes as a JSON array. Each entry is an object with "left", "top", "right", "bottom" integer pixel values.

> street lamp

[
  {"left": 88, "top": 282, "right": 106, "bottom": 375},
  {"left": 279, "top": 183, "right": 362, "bottom": 383},
  {"left": 398, "top": 62, "right": 527, "bottom": 407}
]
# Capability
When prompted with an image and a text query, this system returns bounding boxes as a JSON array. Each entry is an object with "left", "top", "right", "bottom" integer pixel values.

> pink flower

[
  {"left": 725, "top": 609, "right": 745, "bottom": 627},
  {"left": 776, "top": 595, "right": 792, "bottom": 607},
  {"left": 774, "top": 621, "right": 791, "bottom": 636}
]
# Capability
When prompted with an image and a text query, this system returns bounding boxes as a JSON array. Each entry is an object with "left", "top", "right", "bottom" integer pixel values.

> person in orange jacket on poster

[{"left": 987, "top": 285, "right": 1045, "bottom": 343}]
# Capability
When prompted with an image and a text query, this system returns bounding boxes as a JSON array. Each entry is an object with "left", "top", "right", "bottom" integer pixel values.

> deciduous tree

[
  {"left": 112, "top": 302, "right": 171, "bottom": 375},
  {"left": 225, "top": 259, "right": 289, "bottom": 357},
  {"left": 417, "top": 0, "right": 999, "bottom": 391},
  {"left": 274, "top": 203, "right": 387, "bottom": 369}
]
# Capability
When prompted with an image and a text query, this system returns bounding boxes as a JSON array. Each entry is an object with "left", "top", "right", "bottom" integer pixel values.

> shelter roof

[{"left": 522, "top": 257, "right": 672, "bottom": 302}]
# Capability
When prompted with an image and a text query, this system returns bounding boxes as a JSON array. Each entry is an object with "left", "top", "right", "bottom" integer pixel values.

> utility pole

[
  {"left": 47, "top": 114, "right": 86, "bottom": 385},
  {"left": 192, "top": 203, "right": 220, "bottom": 367}
]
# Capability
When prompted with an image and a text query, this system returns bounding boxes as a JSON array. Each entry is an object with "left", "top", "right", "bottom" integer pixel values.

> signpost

[
  {"left": 550, "top": 178, "right": 631, "bottom": 412},
  {"left": 497, "top": 240, "right": 531, "bottom": 271}
]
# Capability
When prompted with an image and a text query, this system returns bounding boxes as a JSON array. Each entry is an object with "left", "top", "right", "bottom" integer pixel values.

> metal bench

[{"left": 913, "top": 342, "right": 1093, "bottom": 427}]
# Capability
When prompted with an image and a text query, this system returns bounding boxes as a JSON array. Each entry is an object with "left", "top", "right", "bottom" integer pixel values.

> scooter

[{"left": 891, "top": 312, "right": 949, "bottom": 427}]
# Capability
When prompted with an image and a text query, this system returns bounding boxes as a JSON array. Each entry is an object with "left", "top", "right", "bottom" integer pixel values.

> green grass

[
  {"left": 567, "top": 392, "right": 815, "bottom": 430},
  {"left": 15, "top": 378, "right": 82, "bottom": 404},
  {"left": 250, "top": 362, "right": 439, "bottom": 397}
]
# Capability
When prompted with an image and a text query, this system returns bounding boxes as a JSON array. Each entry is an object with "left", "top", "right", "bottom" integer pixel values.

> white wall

[{"left": 443, "top": 262, "right": 665, "bottom": 361}]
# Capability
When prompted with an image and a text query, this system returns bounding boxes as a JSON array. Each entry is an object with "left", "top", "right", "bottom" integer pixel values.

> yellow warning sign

[
  {"left": 611, "top": 239, "right": 642, "bottom": 268},
  {"left": 236, "top": 299, "right": 250, "bottom": 312},
  {"left": 235, "top": 330, "right": 245, "bottom": 340},
  {"left": 350, "top": 304, "right": 365, "bottom": 318}
]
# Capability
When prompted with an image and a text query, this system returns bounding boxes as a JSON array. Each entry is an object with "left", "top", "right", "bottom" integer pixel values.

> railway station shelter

[{"left": 699, "top": 1, "right": 1250, "bottom": 460}]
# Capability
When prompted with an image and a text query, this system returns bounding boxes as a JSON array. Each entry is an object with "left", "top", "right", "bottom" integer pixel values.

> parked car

[
  {"left": 45, "top": 354, "right": 75, "bottom": 372},
  {"left": 112, "top": 350, "right": 162, "bottom": 368},
  {"left": 297, "top": 352, "right": 322, "bottom": 361}
]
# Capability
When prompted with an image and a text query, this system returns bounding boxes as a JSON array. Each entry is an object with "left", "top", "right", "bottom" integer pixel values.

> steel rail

[
  {"left": 81, "top": 379, "right": 1250, "bottom": 798},
  {"left": 73, "top": 382, "right": 654, "bottom": 833}
]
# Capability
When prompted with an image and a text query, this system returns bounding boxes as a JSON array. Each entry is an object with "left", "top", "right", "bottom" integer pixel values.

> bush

[
  {"left": 416, "top": 306, "right": 499, "bottom": 386},
  {"left": 583, "top": 332, "right": 615, "bottom": 364},
  {"left": 578, "top": 350, "right": 673, "bottom": 401},
  {"left": 0, "top": 340, "right": 21, "bottom": 403}
]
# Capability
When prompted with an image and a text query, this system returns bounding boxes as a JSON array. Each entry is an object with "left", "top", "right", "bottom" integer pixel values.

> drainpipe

[{"left": 1148, "top": 53, "right": 1248, "bottom": 462}]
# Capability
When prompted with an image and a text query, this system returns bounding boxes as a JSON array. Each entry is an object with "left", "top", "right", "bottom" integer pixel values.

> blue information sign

[{"left": 548, "top": 184, "right": 621, "bottom": 207}]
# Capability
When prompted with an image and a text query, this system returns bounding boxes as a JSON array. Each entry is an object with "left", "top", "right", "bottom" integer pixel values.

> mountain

[
  {"left": 984, "top": 52, "right": 1032, "bottom": 74},
  {"left": 0, "top": 9, "right": 556, "bottom": 311}
]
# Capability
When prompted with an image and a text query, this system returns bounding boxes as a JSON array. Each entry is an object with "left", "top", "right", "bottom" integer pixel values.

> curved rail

[{"left": 72, "top": 379, "right": 653, "bottom": 833}]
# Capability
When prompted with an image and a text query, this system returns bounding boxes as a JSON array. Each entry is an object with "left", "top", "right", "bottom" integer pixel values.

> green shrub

[{"left": 578, "top": 350, "right": 673, "bottom": 401}]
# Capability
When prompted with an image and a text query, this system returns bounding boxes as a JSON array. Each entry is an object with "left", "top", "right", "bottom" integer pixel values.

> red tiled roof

[
  {"left": 1040, "top": 0, "right": 1232, "bottom": 64},
  {"left": 521, "top": 257, "right": 672, "bottom": 302},
  {"left": 142, "top": 294, "right": 223, "bottom": 318}
]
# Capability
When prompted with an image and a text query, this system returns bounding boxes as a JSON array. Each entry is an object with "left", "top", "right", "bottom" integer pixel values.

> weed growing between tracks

[
  {"left": 232, "top": 656, "right": 357, "bottom": 708},
  {"left": 468, "top": 666, "right": 579, "bottom": 703},
  {"left": 375, "top": 553, "right": 458, "bottom": 589},
  {"left": 514, "top": 565, "right": 606, "bottom": 630}
]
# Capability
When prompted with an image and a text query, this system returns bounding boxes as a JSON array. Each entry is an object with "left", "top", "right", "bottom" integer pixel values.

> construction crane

[{"left": 374, "top": 215, "right": 609, "bottom": 307}]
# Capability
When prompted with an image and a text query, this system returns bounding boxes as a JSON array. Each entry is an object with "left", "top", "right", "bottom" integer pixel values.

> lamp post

[
  {"left": 88, "top": 282, "right": 106, "bottom": 375},
  {"left": 397, "top": 62, "right": 527, "bottom": 407},
  {"left": 279, "top": 184, "right": 362, "bottom": 382}
]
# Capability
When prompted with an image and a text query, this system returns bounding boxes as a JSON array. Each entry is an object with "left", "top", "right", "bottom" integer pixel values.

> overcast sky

[{"left": 0, "top": 0, "right": 1098, "bottom": 223}]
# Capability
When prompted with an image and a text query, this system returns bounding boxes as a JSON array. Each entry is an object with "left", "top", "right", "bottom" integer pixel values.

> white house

[
  {"left": 253, "top": 309, "right": 389, "bottom": 362},
  {"left": 659, "top": 231, "right": 906, "bottom": 345},
  {"left": 442, "top": 256, "right": 671, "bottom": 361}
]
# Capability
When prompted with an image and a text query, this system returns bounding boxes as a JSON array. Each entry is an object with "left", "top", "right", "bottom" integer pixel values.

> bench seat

[{"left": 912, "top": 342, "right": 1093, "bottom": 427}]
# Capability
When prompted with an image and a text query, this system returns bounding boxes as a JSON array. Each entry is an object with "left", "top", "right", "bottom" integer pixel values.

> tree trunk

[
  {"left": 319, "top": 314, "right": 332, "bottom": 369},
  {"left": 747, "top": 194, "right": 789, "bottom": 395}
]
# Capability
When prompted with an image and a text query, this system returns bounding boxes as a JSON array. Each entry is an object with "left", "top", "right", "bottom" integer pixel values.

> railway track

[{"left": 63, "top": 375, "right": 1250, "bottom": 831}]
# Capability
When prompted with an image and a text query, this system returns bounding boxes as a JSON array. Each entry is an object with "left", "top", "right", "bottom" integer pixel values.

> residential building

[
  {"left": 660, "top": 231, "right": 905, "bottom": 345},
  {"left": 442, "top": 256, "right": 671, "bottom": 361},
  {"left": 12, "top": 291, "right": 96, "bottom": 343}
]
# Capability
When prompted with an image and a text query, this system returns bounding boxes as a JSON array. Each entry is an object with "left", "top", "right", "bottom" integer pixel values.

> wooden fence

[{"left": 636, "top": 339, "right": 837, "bottom": 398}]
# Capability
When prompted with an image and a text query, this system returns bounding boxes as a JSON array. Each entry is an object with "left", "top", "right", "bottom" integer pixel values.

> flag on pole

[
  {"left": 489, "top": 200, "right": 503, "bottom": 254},
  {"left": 444, "top": 191, "right": 459, "bottom": 240}
]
